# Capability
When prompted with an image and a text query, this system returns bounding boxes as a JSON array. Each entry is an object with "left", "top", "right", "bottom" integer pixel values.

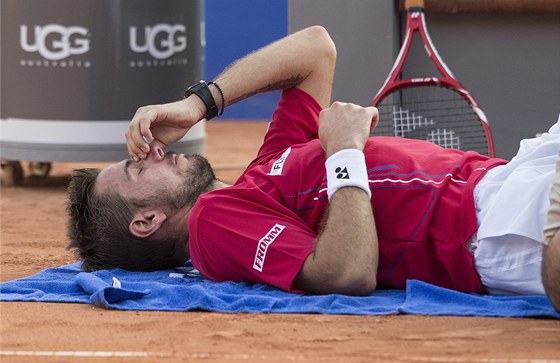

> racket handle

[{"left": 404, "top": 0, "right": 425, "bottom": 11}]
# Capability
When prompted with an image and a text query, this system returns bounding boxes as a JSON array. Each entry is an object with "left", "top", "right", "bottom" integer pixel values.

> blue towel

[{"left": 1, "top": 262, "right": 558, "bottom": 318}]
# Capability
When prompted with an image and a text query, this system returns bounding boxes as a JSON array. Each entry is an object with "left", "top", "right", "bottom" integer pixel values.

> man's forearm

[
  {"left": 209, "top": 26, "right": 336, "bottom": 111},
  {"left": 543, "top": 233, "right": 560, "bottom": 312},
  {"left": 294, "top": 187, "right": 378, "bottom": 295}
]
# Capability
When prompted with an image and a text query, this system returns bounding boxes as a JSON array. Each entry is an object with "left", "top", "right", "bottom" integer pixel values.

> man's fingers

[
  {"left": 366, "top": 106, "right": 378, "bottom": 119},
  {"left": 366, "top": 106, "right": 379, "bottom": 131},
  {"left": 138, "top": 119, "right": 153, "bottom": 152},
  {"left": 126, "top": 107, "right": 162, "bottom": 160},
  {"left": 128, "top": 121, "right": 149, "bottom": 156},
  {"left": 125, "top": 131, "right": 143, "bottom": 161}
]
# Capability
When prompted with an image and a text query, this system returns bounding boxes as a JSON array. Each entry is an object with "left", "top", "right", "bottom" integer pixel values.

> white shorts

[{"left": 473, "top": 116, "right": 560, "bottom": 295}]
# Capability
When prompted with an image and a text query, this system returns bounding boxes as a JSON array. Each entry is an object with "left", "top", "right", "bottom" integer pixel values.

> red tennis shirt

[{"left": 188, "top": 88, "right": 507, "bottom": 293}]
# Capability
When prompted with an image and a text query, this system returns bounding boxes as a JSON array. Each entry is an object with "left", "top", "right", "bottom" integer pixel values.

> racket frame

[{"left": 371, "top": 7, "right": 495, "bottom": 157}]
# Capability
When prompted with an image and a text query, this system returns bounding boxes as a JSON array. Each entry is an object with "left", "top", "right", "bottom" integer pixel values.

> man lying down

[{"left": 65, "top": 26, "right": 560, "bottom": 312}]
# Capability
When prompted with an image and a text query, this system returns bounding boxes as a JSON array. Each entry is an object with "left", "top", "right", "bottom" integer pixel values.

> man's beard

[
  {"left": 153, "top": 154, "right": 217, "bottom": 211},
  {"left": 178, "top": 154, "right": 217, "bottom": 208}
]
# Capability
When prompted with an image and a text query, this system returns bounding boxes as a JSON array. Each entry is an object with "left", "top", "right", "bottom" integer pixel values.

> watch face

[
  {"left": 191, "top": 81, "right": 204, "bottom": 91},
  {"left": 185, "top": 81, "right": 203, "bottom": 97}
]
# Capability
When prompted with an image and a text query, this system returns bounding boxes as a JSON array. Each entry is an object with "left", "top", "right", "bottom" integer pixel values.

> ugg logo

[
  {"left": 129, "top": 23, "right": 187, "bottom": 59},
  {"left": 20, "top": 24, "right": 90, "bottom": 61}
]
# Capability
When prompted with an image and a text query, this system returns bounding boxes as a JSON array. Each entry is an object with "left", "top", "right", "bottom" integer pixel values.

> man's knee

[{"left": 542, "top": 232, "right": 560, "bottom": 312}]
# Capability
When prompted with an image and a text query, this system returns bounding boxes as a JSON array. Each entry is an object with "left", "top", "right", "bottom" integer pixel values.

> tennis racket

[{"left": 370, "top": 0, "right": 495, "bottom": 157}]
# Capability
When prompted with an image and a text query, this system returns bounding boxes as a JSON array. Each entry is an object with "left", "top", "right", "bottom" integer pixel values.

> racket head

[{"left": 372, "top": 80, "right": 494, "bottom": 156}]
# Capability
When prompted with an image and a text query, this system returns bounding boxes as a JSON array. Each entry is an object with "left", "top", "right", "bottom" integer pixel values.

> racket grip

[{"left": 404, "top": 0, "right": 424, "bottom": 10}]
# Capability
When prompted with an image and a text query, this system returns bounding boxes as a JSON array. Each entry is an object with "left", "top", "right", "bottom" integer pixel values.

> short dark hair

[{"left": 66, "top": 168, "right": 185, "bottom": 272}]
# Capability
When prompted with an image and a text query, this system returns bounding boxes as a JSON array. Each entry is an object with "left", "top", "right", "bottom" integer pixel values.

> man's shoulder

[{"left": 192, "top": 184, "right": 267, "bottom": 216}]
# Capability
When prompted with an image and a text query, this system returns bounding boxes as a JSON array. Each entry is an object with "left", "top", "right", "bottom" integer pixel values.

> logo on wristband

[{"left": 335, "top": 167, "right": 350, "bottom": 179}]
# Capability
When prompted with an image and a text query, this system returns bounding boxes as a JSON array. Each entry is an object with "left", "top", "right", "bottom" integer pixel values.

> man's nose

[{"left": 145, "top": 143, "right": 165, "bottom": 162}]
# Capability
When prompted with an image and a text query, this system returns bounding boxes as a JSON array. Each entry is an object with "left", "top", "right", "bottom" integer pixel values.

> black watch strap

[{"left": 184, "top": 80, "right": 218, "bottom": 120}]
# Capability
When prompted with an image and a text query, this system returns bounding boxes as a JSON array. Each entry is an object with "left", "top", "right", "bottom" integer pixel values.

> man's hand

[
  {"left": 125, "top": 96, "right": 206, "bottom": 161},
  {"left": 318, "top": 102, "right": 379, "bottom": 157}
]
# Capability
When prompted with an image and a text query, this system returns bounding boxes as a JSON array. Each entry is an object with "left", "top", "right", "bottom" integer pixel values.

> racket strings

[{"left": 373, "top": 86, "right": 490, "bottom": 155}]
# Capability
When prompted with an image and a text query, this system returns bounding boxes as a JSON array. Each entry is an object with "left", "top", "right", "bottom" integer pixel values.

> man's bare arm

[
  {"left": 126, "top": 26, "right": 336, "bottom": 160},
  {"left": 213, "top": 25, "right": 336, "bottom": 110},
  {"left": 543, "top": 232, "right": 560, "bottom": 312},
  {"left": 293, "top": 102, "right": 379, "bottom": 295},
  {"left": 294, "top": 187, "right": 377, "bottom": 295}
]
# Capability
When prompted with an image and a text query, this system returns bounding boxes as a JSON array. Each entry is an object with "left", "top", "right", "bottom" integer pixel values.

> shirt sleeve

[
  {"left": 188, "top": 188, "right": 316, "bottom": 292},
  {"left": 255, "top": 87, "right": 322, "bottom": 160}
]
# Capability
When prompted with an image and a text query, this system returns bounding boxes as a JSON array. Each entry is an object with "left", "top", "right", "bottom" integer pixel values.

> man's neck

[{"left": 209, "top": 180, "right": 230, "bottom": 192}]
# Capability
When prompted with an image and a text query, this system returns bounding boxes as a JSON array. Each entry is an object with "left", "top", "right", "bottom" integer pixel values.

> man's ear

[{"left": 129, "top": 209, "right": 168, "bottom": 238}]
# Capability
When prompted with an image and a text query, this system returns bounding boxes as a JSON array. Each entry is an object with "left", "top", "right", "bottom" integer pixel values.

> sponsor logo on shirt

[
  {"left": 253, "top": 224, "right": 286, "bottom": 272},
  {"left": 268, "top": 147, "right": 291, "bottom": 176}
]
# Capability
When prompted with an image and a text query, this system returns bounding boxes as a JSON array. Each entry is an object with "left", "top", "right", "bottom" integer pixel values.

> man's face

[{"left": 95, "top": 151, "right": 216, "bottom": 210}]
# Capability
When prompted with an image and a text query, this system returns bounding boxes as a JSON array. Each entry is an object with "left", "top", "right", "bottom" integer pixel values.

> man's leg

[
  {"left": 474, "top": 116, "right": 560, "bottom": 297},
  {"left": 474, "top": 234, "right": 545, "bottom": 295}
]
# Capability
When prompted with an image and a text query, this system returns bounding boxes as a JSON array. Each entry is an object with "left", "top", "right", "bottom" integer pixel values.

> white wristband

[{"left": 325, "top": 149, "right": 371, "bottom": 200}]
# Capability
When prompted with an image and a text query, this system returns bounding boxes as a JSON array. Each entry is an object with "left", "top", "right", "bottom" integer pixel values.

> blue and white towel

[{"left": 1, "top": 262, "right": 558, "bottom": 318}]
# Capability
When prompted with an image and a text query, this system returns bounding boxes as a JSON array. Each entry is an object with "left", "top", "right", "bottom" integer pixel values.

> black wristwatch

[{"left": 184, "top": 80, "right": 218, "bottom": 120}]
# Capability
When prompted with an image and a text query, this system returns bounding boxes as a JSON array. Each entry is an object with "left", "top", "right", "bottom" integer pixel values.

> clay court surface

[{"left": 1, "top": 121, "right": 559, "bottom": 362}]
